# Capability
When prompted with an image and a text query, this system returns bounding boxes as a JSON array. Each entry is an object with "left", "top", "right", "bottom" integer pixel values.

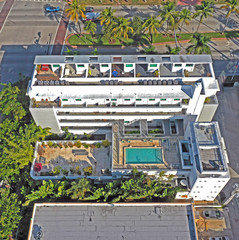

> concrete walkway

[{"left": 51, "top": 3, "right": 69, "bottom": 55}]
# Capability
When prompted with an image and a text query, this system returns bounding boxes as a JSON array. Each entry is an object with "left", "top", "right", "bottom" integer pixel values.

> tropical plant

[
  {"left": 99, "top": 7, "right": 116, "bottom": 26},
  {"left": 83, "top": 166, "right": 93, "bottom": 176},
  {"left": 143, "top": 16, "right": 161, "bottom": 43},
  {"left": 74, "top": 140, "right": 82, "bottom": 148},
  {"left": 67, "top": 178, "right": 93, "bottom": 199},
  {"left": 131, "top": 16, "right": 145, "bottom": 39},
  {"left": 0, "top": 189, "right": 22, "bottom": 239},
  {"left": 95, "top": 142, "right": 102, "bottom": 148},
  {"left": 91, "top": 48, "right": 98, "bottom": 55},
  {"left": 112, "top": 17, "right": 133, "bottom": 41},
  {"left": 166, "top": 45, "right": 181, "bottom": 55},
  {"left": 178, "top": 9, "right": 192, "bottom": 33},
  {"left": 102, "top": 139, "right": 111, "bottom": 147},
  {"left": 0, "top": 83, "right": 26, "bottom": 121},
  {"left": 84, "top": 20, "right": 97, "bottom": 37},
  {"left": 65, "top": 0, "right": 86, "bottom": 22},
  {"left": 140, "top": 45, "right": 157, "bottom": 54},
  {"left": 159, "top": 1, "right": 177, "bottom": 30},
  {"left": 186, "top": 33, "right": 211, "bottom": 54},
  {"left": 220, "top": 0, "right": 239, "bottom": 34},
  {"left": 193, "top": 0, "right": 214, "bottom": 32}
]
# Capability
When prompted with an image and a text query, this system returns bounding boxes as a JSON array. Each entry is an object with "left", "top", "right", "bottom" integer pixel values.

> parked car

[
  {"left": 85, "top": 7, "right": 94, "bottom": 12},
  {"left": 45, "top": 6, "right": 60, "bottom": 12},
  {"left": 203, "top": 209, "right": 224, "bottom": 219},
  {"left": 82, "top": 12, "right": 100, "bottom": 22},
  {"left": 209, "top": 237, "right": 230, "bottom": 240}
]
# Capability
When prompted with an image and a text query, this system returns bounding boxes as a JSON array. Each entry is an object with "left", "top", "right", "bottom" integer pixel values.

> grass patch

[{"left": 68, "top": 31, "right": 239, "bottom": 46}]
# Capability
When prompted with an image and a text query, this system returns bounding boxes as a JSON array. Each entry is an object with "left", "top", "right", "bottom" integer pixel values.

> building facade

[{"left": 27, "top": 55, "right": 219, "bottom": 134}]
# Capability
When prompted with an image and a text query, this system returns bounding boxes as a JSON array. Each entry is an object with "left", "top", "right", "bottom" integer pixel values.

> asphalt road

[{"left": 0, "top": 1, "right": 64, "bottom": 84}]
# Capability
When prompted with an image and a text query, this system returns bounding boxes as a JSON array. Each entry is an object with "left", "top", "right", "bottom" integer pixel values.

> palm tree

[
  {"left": 159, "top": 1, "right": 177, "bottom": 30},
  {"left": 67, "top": 178, "right": 93, "bottom": 200},
  {"left": 186, "top": 33, "right": 211, "bottom": 54},
  {"left": 65, "top": 0, "right": 86, "bottom": 34},
  {"left": 221, "top": 0, "right": 239, "bottom": 34},
  {"left": 65, "top": 0, "right": 86, "bottom": 22},
  {"left": 166, "top": 45, "right": 181, "bottom": 54},
  {"left": 193, "top": 0, "right": 214, "bottom": 32},
  {"left": 84, "top": 21, "right": 97, "bottom": 37},
  {"left": 112, "top": 17, "right": 133, "bottom": 40},
  {"left": 99, "top": 7, "right": 116, "bottom": 26},
  {"left": 143, "top": 16, "right": 161, "bottom": 43},
  {"left": 178, "top": 9, "right": 192, "bottom": 33}
]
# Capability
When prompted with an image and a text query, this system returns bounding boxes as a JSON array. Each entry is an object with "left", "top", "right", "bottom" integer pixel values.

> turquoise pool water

[{"left": 126, "top": 148, "right": 163, "bottom": 164}]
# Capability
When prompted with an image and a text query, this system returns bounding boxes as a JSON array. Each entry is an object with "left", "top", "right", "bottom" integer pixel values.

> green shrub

[
  {"left": 83, "top": 143, "right": 90, "bottom": 149},
  {"left": 53, "top": 143, "right": 58, "bottom": 148},
  {"left": 62, "top": 169, "right": 69, "bottom": 176},
  {"left": 105, "top": 168, "right": 111, "bottom": 175},
  {"left": 74, "top": 140, "right": 82, "bottom": 148},
  {"left": 102, "top": 139, "right": 111, "bottom": 147},
  {"left": 95, "top": 142, "right": 101, "bottom": 148},
  {"left": 83, "top": 166, "right": 93, "bottom": 176},
  {"left": 53, "top": 166, "right": 62, "bottom": 175},
  {"left": 63, "top": 142, "right": 68, "bottom": 148},
  {"left": 48, "top": 141, "right": 53, "bottom": 147}
]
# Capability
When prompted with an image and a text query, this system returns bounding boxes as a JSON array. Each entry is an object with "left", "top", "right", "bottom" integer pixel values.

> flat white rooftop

[
  {"left": 34, "top": 55, "right": 212, "bottom": 64},
  {"left": 28, "top": 203, "right": 197, "bottom": 240}
]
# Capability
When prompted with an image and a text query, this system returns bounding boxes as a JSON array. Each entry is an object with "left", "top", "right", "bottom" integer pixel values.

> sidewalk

[{"left": 0, "top": 0, "right": 14, "bottom": 32}]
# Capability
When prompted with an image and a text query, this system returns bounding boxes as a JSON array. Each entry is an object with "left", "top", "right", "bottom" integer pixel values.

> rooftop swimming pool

[{"left": 126, "top": 147, "right": 163, "bottom": 164}]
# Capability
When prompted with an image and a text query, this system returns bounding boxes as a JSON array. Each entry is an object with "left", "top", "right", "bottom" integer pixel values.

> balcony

[
  {"left": 111, "top": 64, "right": 134, "bottom": 78},
  {"left": 88, "top": 64, "right": 110, "bottom": 78},
  {"left": 135, "top": 64, "right": 159, "bottom": 78},
  {"left": 63, "top": 64, "right": 86, "bottom": 78},
  {"left": 36, "top": 64, "right": 60, "bottom": 81}
]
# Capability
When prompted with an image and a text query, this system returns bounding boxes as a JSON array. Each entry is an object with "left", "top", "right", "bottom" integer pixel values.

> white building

[
  {"left": 185, "top": 122, "right": 230, "bottom": 201},
  {"left": 27, "top": 55, "right": 229, "bottom": 201},
  {"left": 27, "top": 55, "right": 219, "bottom": 134}
]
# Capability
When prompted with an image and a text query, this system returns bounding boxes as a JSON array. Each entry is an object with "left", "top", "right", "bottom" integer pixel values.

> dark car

[
  {"left": 45, "top": 6, "right": 60, "bottom": 12},
  {"left": 203, "top": 209, "right": 224, "bottom": 220},
  {"left": 85, "top": 7, "right": 94, "bottom": 12}
]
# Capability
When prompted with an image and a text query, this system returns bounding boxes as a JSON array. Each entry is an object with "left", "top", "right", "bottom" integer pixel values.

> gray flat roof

[
  {"left": 34, "top": 55, "right": 212, "bottom": 64},
  {"left": 29, "top": 203, "right": 197, "bottom": 240}
]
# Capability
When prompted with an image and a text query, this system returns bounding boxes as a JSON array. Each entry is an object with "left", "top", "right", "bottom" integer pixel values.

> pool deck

[{"left": 114, "top": 138, "right": 182, "bottom": 170}]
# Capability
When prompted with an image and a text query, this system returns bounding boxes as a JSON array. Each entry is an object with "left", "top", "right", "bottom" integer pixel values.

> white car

[{"left": 209, "top": 237, "right": 230, "bottom": 240}]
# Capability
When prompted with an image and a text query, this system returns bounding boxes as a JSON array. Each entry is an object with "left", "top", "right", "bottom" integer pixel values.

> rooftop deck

[{"left": 33, "top": 142, "right": 111, "bottom": 177}]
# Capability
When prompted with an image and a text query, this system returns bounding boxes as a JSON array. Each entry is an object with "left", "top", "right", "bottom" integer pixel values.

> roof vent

[
  {"left": 64, "top": 57, "right": 74, "bottom": 62},
  {"left": 137, "top": 57, "right": 146, "bottom": 62},
  {"left": 162, "top": 57, "right": 171, "bottom": 62},
  {"left": 89, "top": 57, "right": 98, "bottom": 62}
]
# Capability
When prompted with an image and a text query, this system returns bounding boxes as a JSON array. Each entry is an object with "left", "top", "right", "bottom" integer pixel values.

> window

[
  {"left": 136, "top": 99, "right": 142, "bottom": 101},
  {"left": 76, "top": 99, "right": 81, "bottom": 101},
  {"left": 186, "top": 64, "right": 193, "bottom": 67},
  {"left": 150, "top": 64, "right": 157, "bottom": 67},
  {"left": 160, "top": 98, "right": 166, "bottom": 101},
  {"left": 89, "top": 57, "right": 98, "bottom": 62},
  {"left": 102, "top": 64, "right": 109, "bottom": 67},
  {"left": 111, "top": 99, "right": 117, "bottom": 101},
  {"left": 53, "top": 64, "right": 60, "bottom": 67},
  {"left": 124, "top": 99, "right": 130, "bottom": 101},
  {"left": 174, "top": 98, "right": 180, "bottom": 101},
  {"left": 106, "top": 99, "right": 109, "bottom": 101},
  {"left": 138, "top": 57, "right": 146, "bottom": 62},
  {"left": 125, "top": 121, "right": 129, "bottom": 123},
  {"left": 126, "top": 64, "right": 133, "bottom": 67},
  {"left": 77, "top": 64, "right": 84, "bottom": 67},
  {"left": 149, "top": 99, "right": 155, "bottom": 101},
  {"left": 62, "top": 99, "right": 68, "bottom": 101},
  {"left": 175, "top": 64, "right": 182, "bottom": 67}
]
